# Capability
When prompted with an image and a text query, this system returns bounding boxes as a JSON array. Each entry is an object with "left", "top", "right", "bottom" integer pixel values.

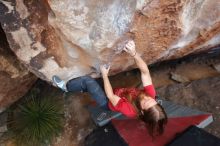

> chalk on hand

[
  {"left": 104, "top": 64, "right": 110, "bottom": 69},
  {"left": 113, "top": 37, "right": 133, "bottom": 54}
]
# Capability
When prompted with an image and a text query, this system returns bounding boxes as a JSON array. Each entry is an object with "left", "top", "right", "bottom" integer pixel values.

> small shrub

[{"left": 8, "top": 88, "right": 64, "bottom": 146}]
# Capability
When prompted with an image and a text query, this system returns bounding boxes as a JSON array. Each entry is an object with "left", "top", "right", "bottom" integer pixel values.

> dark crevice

[
  {"left": 0, "top": 23, "right": 16, "bottom": 57},
  {"left": 150, "top": 45, "right": 220, "bottom": 68}
]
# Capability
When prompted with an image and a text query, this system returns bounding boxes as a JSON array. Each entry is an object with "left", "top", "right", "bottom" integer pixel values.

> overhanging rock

[{"left": 0, "top": 0, "right": 220, "bottom": 82}]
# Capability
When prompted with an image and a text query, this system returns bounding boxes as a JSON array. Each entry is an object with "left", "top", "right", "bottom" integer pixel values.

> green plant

[{"left": 8, "top": 88, "right": 64, "bottom": 146}]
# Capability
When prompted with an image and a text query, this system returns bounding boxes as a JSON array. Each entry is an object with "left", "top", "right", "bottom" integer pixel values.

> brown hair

[{"left": 125, "top": 91, "right": 168, "bottom": 137}]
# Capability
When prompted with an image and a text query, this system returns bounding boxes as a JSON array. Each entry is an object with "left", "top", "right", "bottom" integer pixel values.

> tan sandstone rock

[
  {"left": 0, "top": 0, "right": 219, "bottom": 83},
  {"left": 0, "top": 27, "right": 37, "bottom": 112}
]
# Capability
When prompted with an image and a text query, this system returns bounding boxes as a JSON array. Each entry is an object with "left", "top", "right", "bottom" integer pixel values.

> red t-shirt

[{"left": 108, "top": 85, "right": 156, "bottom": 118}]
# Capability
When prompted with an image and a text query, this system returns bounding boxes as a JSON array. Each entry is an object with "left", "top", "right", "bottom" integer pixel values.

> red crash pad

[{"left": 112, "top": 114, "right": 211, "bottom": 146}]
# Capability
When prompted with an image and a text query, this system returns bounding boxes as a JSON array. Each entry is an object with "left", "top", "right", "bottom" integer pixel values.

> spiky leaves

[{"left": 9, "top": 90, "right": 64, "bottom": 146}]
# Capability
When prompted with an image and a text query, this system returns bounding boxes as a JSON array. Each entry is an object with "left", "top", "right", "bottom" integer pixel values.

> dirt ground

[
  {"left": 156, "top": 76, "right": 220, "bottom": 138},
  {"left": 2, "top": 52, "right": 220, "bottom": 146}
]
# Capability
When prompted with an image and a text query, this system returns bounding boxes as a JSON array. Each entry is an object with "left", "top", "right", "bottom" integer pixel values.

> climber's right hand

[{"left": 123, "top": 40, "right": 136, "bottom": 57}]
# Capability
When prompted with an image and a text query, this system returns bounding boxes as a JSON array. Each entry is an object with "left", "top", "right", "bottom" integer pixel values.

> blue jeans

[{"left": 66, "top": 76, "right": 108, "bottom": 109}]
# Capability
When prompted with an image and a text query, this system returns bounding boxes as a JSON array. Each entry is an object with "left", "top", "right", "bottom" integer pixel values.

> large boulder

[
  {"left": 0, "top": 0, "right": 220, "bottom": 82},
  {"left": 0, "top": 26, "right": 37, "bottom": 112}
]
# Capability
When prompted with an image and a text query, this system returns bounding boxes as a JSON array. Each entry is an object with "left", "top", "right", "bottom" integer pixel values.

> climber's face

[{"left": 139, "top": 95, "right": 157, "bottom": 111}]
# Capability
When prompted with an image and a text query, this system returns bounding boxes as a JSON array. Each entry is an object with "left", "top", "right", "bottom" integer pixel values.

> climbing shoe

[{"left": 52, "top": 75, "right": 67, "bottom": 92}]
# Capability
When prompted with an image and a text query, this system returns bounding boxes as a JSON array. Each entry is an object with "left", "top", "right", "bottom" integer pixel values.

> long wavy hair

[{"left": 125, "top": 91, "right": 168, "bottom": 137}]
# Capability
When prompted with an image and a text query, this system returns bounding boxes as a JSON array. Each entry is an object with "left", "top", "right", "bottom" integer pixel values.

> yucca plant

[{"left": 8, "top": 88, "right": 64, "bottom": 146}]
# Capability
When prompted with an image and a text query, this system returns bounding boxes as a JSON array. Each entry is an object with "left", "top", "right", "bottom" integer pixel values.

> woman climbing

[
  {"left": 100, "top": 40, "right": 167, "bottom": 136},
  {"left": 52, "top": 40, "right": 167, "bottom": 137}
]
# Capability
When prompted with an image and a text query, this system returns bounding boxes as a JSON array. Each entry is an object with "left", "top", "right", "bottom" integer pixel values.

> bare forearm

[
  {"left": 133, "top": 53, "right": 149, "bottom": 74},
  {"left": 124, "top": 40, "right": 152, "bottom": 86},
  {"left": 102, "top": 75, "right": 120, "bottom": 106},
  {"left": 102, "top": 75, "right": 114, "bottom": 98},
  {"left": 133, "top": 53, "right": 153, "bottom": 85}
]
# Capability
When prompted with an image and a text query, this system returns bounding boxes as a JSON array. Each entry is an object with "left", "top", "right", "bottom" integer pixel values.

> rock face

[
  {"left": 0, "top": 26, "right": 37, "bottom": 112},
  {"left": 0, "top": 0, "right": 220, "bottom": 82}
]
